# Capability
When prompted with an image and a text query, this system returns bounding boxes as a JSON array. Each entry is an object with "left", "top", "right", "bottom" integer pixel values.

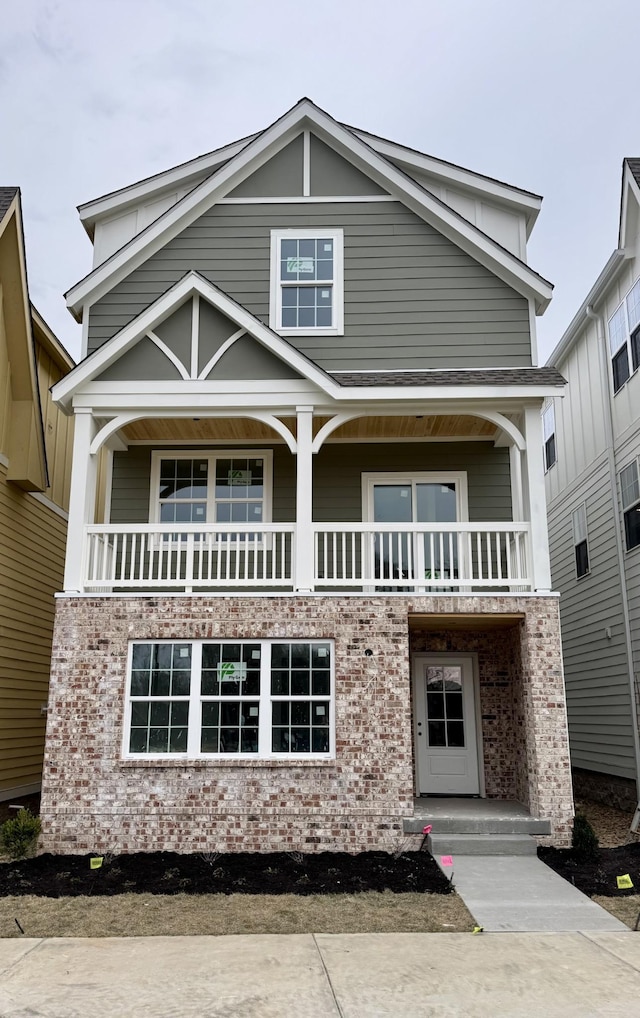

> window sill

[
  {"left": 273, "top": 327, "right": 344, "bottom": 338},
  {"left": 118, "top": 758, "right": 337, "bottom": 769}
]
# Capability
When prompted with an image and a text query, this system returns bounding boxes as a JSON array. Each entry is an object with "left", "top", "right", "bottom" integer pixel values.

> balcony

[{"left": 81, "top": 522, "right": 532, "bottom": 594}]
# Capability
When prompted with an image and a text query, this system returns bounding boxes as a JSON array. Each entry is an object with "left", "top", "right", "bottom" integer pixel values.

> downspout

[{"left": 586, "top": 303, "right": 640, "bottom": 795}]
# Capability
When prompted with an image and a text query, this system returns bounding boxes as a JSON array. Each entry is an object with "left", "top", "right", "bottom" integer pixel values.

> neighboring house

[
  {"left": 40, "top": 99, "right": 573, "bottom": 854},
  {"left": 0, "top": 188, "right": 74, "bottom": 801},
  {"left": 545, "top": 159, "right": 640, "bottom": 811}
]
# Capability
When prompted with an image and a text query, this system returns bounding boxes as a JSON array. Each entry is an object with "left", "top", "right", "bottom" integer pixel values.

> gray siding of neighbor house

[
  {"left": 615, "top": 429, "right": 640, "bottom": 695},
  {"left": 547, "top": 453, "right": 636, "bottom": 780},
  {"left": 88, "top": 202, "right": 532, "bottom": 371},
  {"left": 110, "top": 442, "right": 511, "bottom": 526}
]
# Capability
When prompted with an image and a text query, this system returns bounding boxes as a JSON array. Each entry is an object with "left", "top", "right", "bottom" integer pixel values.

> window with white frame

[
  {"left": 125, "top": 640, "right": 334, "bottom": 759},
  {"left": 150, "top": 451, "right": 273, "bottom": 534},
  {"left": 620, "top": 459, "right": 640, "bottom": 552},
  {"left": 269, "top": 228, "right": 344, "bottom": 335},
  {"left": 542, "top": 402, "right": 556, "bottom": 471},
  {"left": 571, "top": 503, "right": 589, "bottom": 578},
  {"left": 608, "top": 278, "right": 640, "bottom": 393}
]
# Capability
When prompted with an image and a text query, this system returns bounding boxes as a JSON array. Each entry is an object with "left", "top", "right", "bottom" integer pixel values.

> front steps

[{"left": 403, "top": 798, "right": 551, "bottom": 857}]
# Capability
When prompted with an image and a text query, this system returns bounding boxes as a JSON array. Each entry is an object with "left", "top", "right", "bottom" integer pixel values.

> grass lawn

[
  {"left": 593, "top": 894, "right": 640, "bottom": 930},
  {"left": 0, "top": 891, "right": 474, "bottom": 938}
]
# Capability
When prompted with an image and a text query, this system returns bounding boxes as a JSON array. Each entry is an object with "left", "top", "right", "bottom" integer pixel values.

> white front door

[{"left": 413, "top": 654, "right": 481, "bottom": 795}]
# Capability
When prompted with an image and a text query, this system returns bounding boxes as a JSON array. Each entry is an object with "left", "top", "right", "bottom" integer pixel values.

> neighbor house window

[
  {"left": 608, "top": 278, "right": 640, "bottom": 393},
  {"left": 542, "top": 402, "right": 556, "bottom": 471},
  {"left": 572, "top": 503, "right": 589, "bottom": 578},
  {"left": 620, "top": 460, "right": 640, "bottom": 552},
  {"left": 150, "top": 451, "right": 273, "bottom": 535},
  {"left": 269, "top": 228, "right": 344, "bottom": 335},
  {"left": 125, "top": 640, "right": 334, "bottom": 759}
]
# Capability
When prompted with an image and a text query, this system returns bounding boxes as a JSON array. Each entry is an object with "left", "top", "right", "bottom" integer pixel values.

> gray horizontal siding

[
  {"left": 547, "top": 456, "right": 636, "bottom": 779},
  {"left": 89, "top": 202, "right": 531, "bottom": 371},
  {"left": 111, "top": 442, "right": 511, "bottom": 526}
]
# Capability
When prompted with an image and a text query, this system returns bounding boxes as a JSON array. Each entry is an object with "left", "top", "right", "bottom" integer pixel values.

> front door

[{"left": 413, "top": 654, "right": 481, "bottom": 795}]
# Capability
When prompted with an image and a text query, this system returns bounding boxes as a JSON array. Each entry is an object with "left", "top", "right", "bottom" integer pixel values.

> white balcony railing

[
  {"left": 81, "top": 522, "right": 532, "bottom": 593},
  {"left": 313, "top": 523, "right": 531, "bottom": 591},
  {"left": 84, "top": 524, "right": 295, "bottom": 591}
]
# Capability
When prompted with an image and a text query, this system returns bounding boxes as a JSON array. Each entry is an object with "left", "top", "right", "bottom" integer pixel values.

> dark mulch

[
  {"left": 0, "top": 851, "right": 453, "bottom": 899},
  {"left": 539, "top": 842, "right": 640, "bottom": 898}
]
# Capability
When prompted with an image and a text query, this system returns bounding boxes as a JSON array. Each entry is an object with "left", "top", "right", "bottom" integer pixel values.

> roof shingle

[
  {"left": 0, "top": 187, "right": 18, "bottom": 224},
  {"left": 329, "top": 367, "right": 566, "bottom": 387}
]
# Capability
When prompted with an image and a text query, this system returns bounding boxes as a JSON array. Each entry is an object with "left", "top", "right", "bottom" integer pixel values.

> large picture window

[
  {"left": 124, "top": 640, "right": 334, "bottom": 759},
  {"left": 608, "top": 278, "right": 640, "bottom": 393},
  {"left": 270, "top": 228, "right": 344, "bottom": 336},
  {"left": 150, "top": 450, "right": 273, "bottom": 535}
]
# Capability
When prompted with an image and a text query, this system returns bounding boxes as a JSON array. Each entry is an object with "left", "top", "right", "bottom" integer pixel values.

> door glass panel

[
  {"left": 416, "top": 483, "right": 457, "bottom": 523},
  {"left": 417, "top": 484, "right": 458, "bottom": 583},
  {"left": 373, "top": 485, "right": 412, "bottom": 583},
  {"left": 428, "top": 720, "right": 446, "bottom": 746},
  {"left": 425, "top": 663, "right": 465, "bottom": 748}
]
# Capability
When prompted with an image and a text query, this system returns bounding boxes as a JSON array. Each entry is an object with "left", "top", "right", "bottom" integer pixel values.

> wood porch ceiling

[
  {"left": 122, "top": 415, "right": 498, "bottom": 443},
  {"left": 409, "top": 613, "right": 524, "bottom": 631}
]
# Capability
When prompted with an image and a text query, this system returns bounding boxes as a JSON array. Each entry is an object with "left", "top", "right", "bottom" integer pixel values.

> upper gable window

[
  {"left": 270, "top": 228, "right": 344, "bottom": 336},
  {"left": 608, "top": 278, "right": 640, "bottom": 393}
]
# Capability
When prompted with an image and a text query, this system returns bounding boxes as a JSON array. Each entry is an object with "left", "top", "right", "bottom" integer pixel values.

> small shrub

[
  {"left": 572, "top": 812, "right": 599, "bottom": 861},
  {"left": 1, "top": 809, "right": 41, "bottom": 859}
]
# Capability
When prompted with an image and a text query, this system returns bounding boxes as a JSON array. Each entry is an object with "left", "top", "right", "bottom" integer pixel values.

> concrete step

[
  {"left": 404, "top": 814, "right": 551, "bottom": 836},
  {"left": 428, "top": 833, "right": 538, "bottom": 857}
]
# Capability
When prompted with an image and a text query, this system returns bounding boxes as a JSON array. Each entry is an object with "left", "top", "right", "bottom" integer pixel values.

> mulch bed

[
  {"left": 0, "top": 851, "right": 453, "bottom": 899},
  {"left": 539, "top": 843, "right": 640, "bottom": 898}
]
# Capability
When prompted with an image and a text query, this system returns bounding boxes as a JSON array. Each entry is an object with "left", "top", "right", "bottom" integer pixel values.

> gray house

[
  {"left": 545, "top": 158, "right": 640, "bottom": 810},
  {"left": 40, "top": 99, "right": 573, "bottom": 854}
]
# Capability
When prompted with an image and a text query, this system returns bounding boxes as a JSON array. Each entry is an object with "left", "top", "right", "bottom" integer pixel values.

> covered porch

[{"left": 63, "top": 405, "right": 552, "bottom": 596}]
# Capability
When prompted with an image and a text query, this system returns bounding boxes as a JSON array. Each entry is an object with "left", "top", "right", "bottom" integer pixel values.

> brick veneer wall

[{"left": 40, "top": 594, "right": 573, "bottom": 853}]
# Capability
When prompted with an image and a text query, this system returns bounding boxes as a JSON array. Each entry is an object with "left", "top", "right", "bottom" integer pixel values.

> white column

[
  {"left": 523, "top": 405, "right": 552, "bottom": 592},
  {"left": 509, "top": 442, "right": 524, "bottom": 520},
  {"left": 63, "top": 409, "right": 98, "bottom": 592},
  {"left": 294, "top": 406, "right": 314, "bottom": 592}
]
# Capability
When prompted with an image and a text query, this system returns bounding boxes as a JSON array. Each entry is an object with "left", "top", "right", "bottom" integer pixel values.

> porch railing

[
  {"left": 313, "top": 523, "right": 531, "bottom": 591},
  {"left": 84, "top": 524, "right": 295, "bottom": 591},
  {"left": 81, "top": 522, "right": 532, "bottom": 593}
]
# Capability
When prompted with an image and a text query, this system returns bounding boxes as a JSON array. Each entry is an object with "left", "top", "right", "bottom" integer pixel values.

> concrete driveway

[{"left": 1, "top": 931, "right": 639, "bottom": 1017}]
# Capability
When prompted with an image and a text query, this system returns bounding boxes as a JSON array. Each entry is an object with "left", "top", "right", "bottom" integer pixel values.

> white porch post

[
  {"left": 523, "top": 405, "right": 552, "bottom": 592},
  {"left": 294, "top": 406, "right": 314, "bottom": 592},
  {"left": 63, "top": 409, "right": 98, "bottom": 592},
  {"left": 509, "top": 442, "right": 524, "bottom": 519}
]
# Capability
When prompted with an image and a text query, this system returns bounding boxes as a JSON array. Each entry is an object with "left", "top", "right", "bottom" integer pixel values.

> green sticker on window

[{"left": 287, "top": 257, "right": 314, "bottom": 273}]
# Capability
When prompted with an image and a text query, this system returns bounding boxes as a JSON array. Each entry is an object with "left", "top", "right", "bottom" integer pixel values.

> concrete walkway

[
  {"left": 447, "top": 855, "right": 628, "bottom": 932},
  {"left": 1, "top": 932, "right": 640, "bottom": 1017}
]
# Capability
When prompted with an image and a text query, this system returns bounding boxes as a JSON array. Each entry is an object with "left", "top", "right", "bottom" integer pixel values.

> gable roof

[
  {"left": 66, "top": 98, "right": 553, "bottom": 320},
  {"left": 53, "top": 271, "right": 342, "bottom": 411},
  {"left": 548, "top": 157, "right": 640, "bottom": 368},
  {"left": 77, "top": 125, "right": 541, "bottom": 238}
]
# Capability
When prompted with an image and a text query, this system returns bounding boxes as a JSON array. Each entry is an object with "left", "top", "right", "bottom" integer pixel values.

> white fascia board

[
  {"left": 54, "top": 272, "right": 340, "bottom": 411},
  {"left": 66, "top": 99, "right": 553, "bottom": 318},
  {"left": 545, "top": 249, "right": 629, "bottom": 367},
  {"left": 352, "top": 131, "right": 542, "bottom": 225},
  {"left": 78, "top": 134, "right": 260, "bottom": 238}
]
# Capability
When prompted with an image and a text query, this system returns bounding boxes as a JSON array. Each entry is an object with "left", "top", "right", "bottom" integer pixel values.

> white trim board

[{"left": 66, "top": 99, "right": 553, "bottom": 318}]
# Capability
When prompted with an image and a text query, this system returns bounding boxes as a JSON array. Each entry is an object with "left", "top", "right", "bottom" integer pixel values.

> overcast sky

[{"left": 3, "top": 0, "right": 639, "bottom": 364}]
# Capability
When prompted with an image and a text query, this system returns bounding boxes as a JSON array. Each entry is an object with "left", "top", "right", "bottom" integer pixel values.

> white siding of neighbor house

[{"left": 547, "top": 453, "right": 636, "bottom": 779}]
